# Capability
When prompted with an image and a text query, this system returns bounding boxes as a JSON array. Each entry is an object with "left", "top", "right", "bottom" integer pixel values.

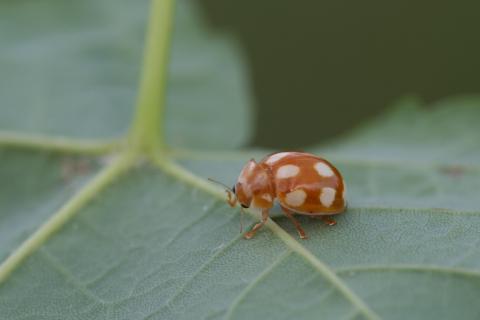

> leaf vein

[
  {"left": 39, "top": 248, "right": 107, "bottom": 305},
  {"left": 336, "top": 264, "right": 480, "bottom": 279},
  {"left": 0, "top": 155, "right": 133, "bottom": 286},
  {"left": 0, "top": 131, "right": 121, "bottom": 155},
  {"left": 224, "top": 250, "right": 292, "bottom": 319},
  {"left": 143, "top": 230, "right": 248, "bottom": 320}
]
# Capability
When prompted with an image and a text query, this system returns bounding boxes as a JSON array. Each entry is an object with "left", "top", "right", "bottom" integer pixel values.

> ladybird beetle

[{"left": 215, "top": 152, "right": 347, "bottom": 239}]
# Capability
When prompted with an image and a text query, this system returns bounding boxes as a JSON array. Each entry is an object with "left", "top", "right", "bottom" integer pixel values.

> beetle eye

[
  {"left": 241, "top": 204, "right": 249, "bottom": 208},
  {"left": 232, "top": 185, "right": 236, "bottom": 194}
]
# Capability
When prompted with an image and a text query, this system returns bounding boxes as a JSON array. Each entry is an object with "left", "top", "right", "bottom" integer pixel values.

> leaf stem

[{"left": 129, "top": 0, "right": 175, "bottom": 156}]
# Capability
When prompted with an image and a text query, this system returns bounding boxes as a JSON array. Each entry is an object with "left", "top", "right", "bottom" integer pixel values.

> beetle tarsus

[
  {"left": 320, "top": 216, "right": 337, "bottom": 226},
  {"left": 281, "top": 206, "right": 308, "bottom": 239}
]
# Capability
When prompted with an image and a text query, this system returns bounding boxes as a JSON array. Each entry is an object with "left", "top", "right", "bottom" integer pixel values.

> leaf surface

[{"left": 0, "top": 150, "right": 99, "bottom": 263}]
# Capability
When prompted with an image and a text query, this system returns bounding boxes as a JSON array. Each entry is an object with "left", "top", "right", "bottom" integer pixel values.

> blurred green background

[{"left": 199, "top": 0, "right": 480, "bottom": 148}]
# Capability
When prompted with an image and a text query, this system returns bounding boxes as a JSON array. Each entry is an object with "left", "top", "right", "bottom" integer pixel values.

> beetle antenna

[
  {"left": 207, "top": 177, "right": 238, "bottom": 206},
  {"left": 207, "top": 178, "right": 233, "bottom": 193},
  {"left": 208, "top": 178, "right": 243, "bottom": 232}
]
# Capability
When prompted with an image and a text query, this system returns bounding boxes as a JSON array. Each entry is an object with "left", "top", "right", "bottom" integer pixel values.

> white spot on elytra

[
  {"left": 285, "top": 189, "right": 307, "bottom": 207},
  {"left": 320, "top": 187, "right": 336, "bottom": 207},
  {"left": 265, "top": 152, "right": 290, "bottom": 164},
  {"left": 276, "top": 165, "right": 300, "bottom": 179},
  {"left": 261, "top": 193, "right": 272, "bottom": 202},
  {"left": 314, "top": 162, "right": 335, "bottom": 177}
]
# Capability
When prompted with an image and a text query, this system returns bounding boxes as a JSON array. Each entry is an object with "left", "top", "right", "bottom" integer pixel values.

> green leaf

[
  {"left": 1, "top": 1, "right": 479, "bottom": 320},
  {"left": 0, "top": 0, "right": 252, "bottom": 148},
  {"left": 0, "top": 0, "right": 145, "bottom": 139}
]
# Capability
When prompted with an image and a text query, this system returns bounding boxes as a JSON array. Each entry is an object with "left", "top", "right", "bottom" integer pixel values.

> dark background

[{"left": 199, "top": 0, "right": 480, "bottom": 148}]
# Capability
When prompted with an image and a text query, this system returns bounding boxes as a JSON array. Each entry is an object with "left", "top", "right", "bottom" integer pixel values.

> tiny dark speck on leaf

[
  {"left": 61, "top": 157, "right": 92, "bottom": 183},
  {"left": 439, "top": 165, "right": 465, "bottom": 178}
]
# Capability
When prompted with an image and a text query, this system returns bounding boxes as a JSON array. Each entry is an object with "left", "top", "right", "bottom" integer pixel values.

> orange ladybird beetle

[{"left": 212, "top": 152, "right": 347, "bottom": 239}]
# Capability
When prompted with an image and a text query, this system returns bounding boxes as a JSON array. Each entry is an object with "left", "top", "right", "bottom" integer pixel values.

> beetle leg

[
  {"left": 314, "top": 215, "right": 337, "bottom": 226},
  {"left": 244, "top": 209, "right": 269, "bottom": 239},
  {"left": 281, "top": 206, "right": 307, "bottom": 239},
  {"left": 321, "top": 216, "right": 337, "bottom": 226}
]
